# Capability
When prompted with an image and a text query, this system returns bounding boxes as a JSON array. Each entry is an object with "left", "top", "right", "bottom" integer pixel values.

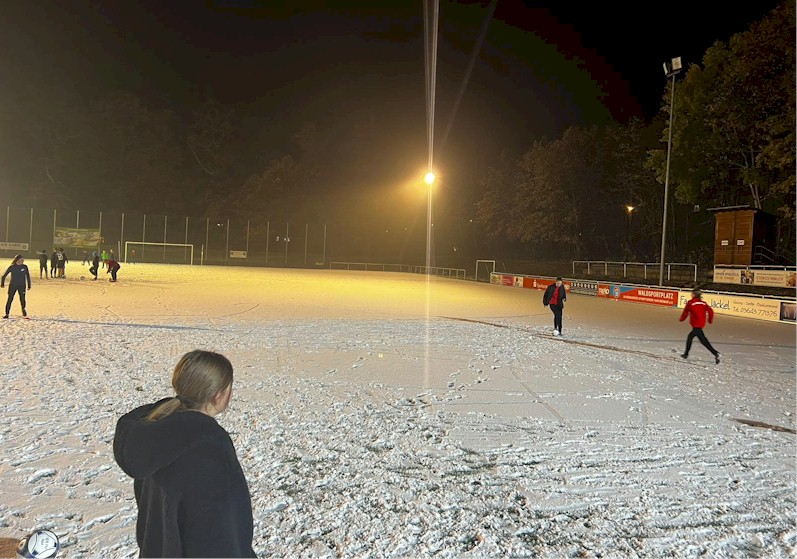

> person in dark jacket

[
  {"left": 50, "top": 250, "right": 58, "bottom": 279},
  {"left": 38, "top": 250, "right": 49, "bottom": 279},
  {"left": 113, "top": 350, "right": 255, "bottom": 558},
  {"left": 1, "top": 254, "right": 32, "bottom": 318},
  {"left": 679, "top": 288, "right": 720, "bottom": 364},
  {"left": 89, "top": 251, "right": 100, "bottom": 281},
  {"left": 542, "top": 277, "right": 567, "bottom": 336},
  {"left": 107, "top": 257, "right": 121, "bottom": 282}
]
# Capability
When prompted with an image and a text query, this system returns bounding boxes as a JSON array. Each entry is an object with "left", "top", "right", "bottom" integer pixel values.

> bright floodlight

[
  {"left": 424, "top": 172, "right": 436, "bottom": 185},
  {"left": 626, "top": 205, "right": 635, "bottom": 213}
]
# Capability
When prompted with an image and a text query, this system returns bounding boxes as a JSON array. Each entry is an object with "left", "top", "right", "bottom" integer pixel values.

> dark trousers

[
  {"left": 89, "top": 265, "right": 98, "bottom": 278},
  {"left": 685, "top": 327, "right": 718, "bottom": 356},
  {"left": 549, "top": 304, "right": 563, "bottom": 332},
  {"left": 5, "top": 286, "right": 26, "bottom": 316},
  {"left": 40, "top": 264, "right": 47, "bottom": 278},
  {"left": 110, "top": 268, "right": 118, "bottom": 281}
]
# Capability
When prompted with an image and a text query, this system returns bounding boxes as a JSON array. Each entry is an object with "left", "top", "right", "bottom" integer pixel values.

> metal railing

[
  {"left": 330, "top": 262, "right": 467, "bottom": 280},
  {"left": 572, "top": 260, "right": 698, "bottom": 283}
]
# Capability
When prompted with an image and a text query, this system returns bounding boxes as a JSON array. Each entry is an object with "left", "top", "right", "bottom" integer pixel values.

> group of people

[
  {"left": 542, "top": 276, "right": 720, "bottom": 362},
  {"left": 37, "top": 248, "right": 121, "bottom": 282},
  {"left": 38, "top": 248, "right": 69, "bottom": 279},
  {"left": 0, "top": 249, "right": 123, "bottom": 319}
]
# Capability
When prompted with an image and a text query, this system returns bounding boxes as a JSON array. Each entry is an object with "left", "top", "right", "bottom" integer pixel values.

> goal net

[
  {"left": 125, "top": 242, "right": 194, "bottom": 265},
  {"left": 474, "top": 260, "right": 496, "bottom": 282}
]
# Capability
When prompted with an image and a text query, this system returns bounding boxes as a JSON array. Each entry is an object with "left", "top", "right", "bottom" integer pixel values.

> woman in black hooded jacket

[
  {"left": 114, "top": 350, "right": 255, "bottom": 558},
  {"left": 1, "top": 254, "right": 31, "bottom": 318}
]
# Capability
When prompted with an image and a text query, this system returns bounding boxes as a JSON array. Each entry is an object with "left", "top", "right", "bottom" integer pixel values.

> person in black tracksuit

[
  {"left": 542, "top": 276, "right": 567, "bottom": 336},
  {"left": 38, "top": 250, "right": 49, "bottom": 279},
  {"left": 89, "top": 251, "right": 100, "bottom": 280},
  {"left": 1, "top": 254, "right": 32, "bottom": 318},
  {"left": 114, "top": 351, "right": 255, "bottom": 558},
  {"left": 50, "top": 250, "right": 58, "bottom": 279}
]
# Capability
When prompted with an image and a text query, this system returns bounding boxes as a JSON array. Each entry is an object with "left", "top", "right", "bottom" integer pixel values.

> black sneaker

[
  {"left": 680, "top": 354, "right": 688, "bottom": 359},
  {"left": 2, "top": 315, "right": 7, "bottom": 319},
  {"left": 22, "top": 310, "right": 26, "bottom": 317},
  {"left": 715, "top": 354, "right": 720, "bottom": 364}
]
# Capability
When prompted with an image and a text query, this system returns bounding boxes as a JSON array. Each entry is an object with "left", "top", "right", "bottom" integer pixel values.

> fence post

[
  {"left": 205, "top": 218, "right": 209, "bottom": 265},
  {"left": 245, "top": 220, "right": 250, "bottom": 263},
  {"left": 225, "top": 219, "right": 230, "bottom": 262},
  {"left": 284, "top": 223, "right": 289, "bottom": 265},
  {"left": 304, "top": 223, "right": 308, "bottom": 265},
  {"left": 323, "top": 224, "right": 326, "bottom": 264},
  {"left": 29, "top": 208, "right": 33, "bottom": 249},
  {"left": 185, "top": 216, "right": 189, "bottom": 263},
  {"left": 266, "top": 221, "right": 270, "bottom": 264},
  {"left": 115, "top": 212, "right": 119, "bottom": 256},
  {"left": 163, "top": 215, "right": 168, "bottom": 261},
  {"left": 142, "top": 215, "right": 147, "bottom": 261}
]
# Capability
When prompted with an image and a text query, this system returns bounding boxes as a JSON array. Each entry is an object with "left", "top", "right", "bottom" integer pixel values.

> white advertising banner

[
  {"left": 713, "top": 268, "right": 741, "bottom": 284},
  {"left": 713, "top": 267, "right": 796, "bottom": 288},
  {"left": 678, "top": 291, "right": 784, "bottom": 323}
]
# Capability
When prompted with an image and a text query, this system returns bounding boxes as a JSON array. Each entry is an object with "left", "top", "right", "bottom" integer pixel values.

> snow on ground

[{"left": 0, "top": 263, "right": 794, "bottom": 558}]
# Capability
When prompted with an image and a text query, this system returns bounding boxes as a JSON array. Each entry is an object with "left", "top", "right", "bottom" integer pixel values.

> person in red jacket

[
  {"left": 543, "top": 277, "right": 567, "bottom": 336},
  {"left": 106, "top": 257, "right": 121, "bottom": 282},
  {"left": 679, "top": 288, "right": 720, "bottom": 364}
]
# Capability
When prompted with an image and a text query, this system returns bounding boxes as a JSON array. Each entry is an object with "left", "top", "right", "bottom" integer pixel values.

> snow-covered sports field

[{"left": 1, "top": 263, "right": 794, "bottom": 557}]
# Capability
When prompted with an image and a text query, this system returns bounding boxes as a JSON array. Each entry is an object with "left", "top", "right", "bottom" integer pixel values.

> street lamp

[
  {"left": 424, "top": 171, "right": 436, "bottom": 274},
  {"left": 659, "top": 56, "right": 682, "bottom": 286},
  {"left": 625, "top": 205, "right": 635, "bottom": 259}
]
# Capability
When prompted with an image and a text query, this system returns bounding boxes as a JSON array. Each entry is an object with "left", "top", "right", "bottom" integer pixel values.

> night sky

[{"left": 0, "top": 0, "right": 784, "bottom": 209}]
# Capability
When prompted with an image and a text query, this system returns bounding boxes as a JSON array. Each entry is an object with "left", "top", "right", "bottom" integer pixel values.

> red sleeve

[
  {"left": 707, "top": 304, "right": 714, "bottom": 324},
  {"left": 679, "top": 302, "right": 689, "bottom": 322}
]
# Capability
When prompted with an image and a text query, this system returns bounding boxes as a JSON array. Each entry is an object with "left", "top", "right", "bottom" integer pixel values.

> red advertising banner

[
  {"left": 521, "top": 277, "right": 571, "bottom": 292},
  {"left": 500, "top": 274, "right": 514, "bottom": 286},
  {"left": 617, "top": 286, "right": 677, "bottom": 307}
]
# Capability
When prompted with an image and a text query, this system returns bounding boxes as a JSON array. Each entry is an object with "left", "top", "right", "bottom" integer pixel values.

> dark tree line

[{"left": 474, "top": 0, "right": 795, "bottom": 266}]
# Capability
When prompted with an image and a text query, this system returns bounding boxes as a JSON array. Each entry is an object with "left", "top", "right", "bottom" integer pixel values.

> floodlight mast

[{"left": 659, "top": 57, "right": 682, "bottom": 286}]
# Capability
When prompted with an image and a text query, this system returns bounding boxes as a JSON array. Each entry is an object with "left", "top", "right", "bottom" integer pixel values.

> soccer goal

[
  {"left": 124, "top": 242, "right": 194, "bottom": 265},
  {"left": 475, "top": 260, "right": 496, "bottom": 282}
]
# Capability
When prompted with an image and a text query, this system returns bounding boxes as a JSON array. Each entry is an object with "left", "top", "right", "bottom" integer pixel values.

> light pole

[
  {"left": 625, "top": 205, "right": 635, "bottom": 259},
  {"left": 424, "top": 171, "right": 436, "bottom": 274},
  {"left": 659, "top": 56, "right": 682, "bottom": 286}
]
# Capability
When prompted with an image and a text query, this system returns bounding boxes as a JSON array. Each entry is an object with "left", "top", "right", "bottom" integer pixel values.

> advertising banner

[
  {"left": 569, "top": 280, "right": 598, "bottom": 296},
  {"left": 597, "top": 284, "right": 619, "bottom": 299},
  {"left": 751, "top": 270, "right": 796, "bottom": 288},
  {"left": 617, "top": 286, "right": 678, "bottom": 307},
  {"left": 53, "top": 227, "right": 101, "bottom": 249},
  {"left": 490, "top": 273, "right": 501, "bottom": 285},
  {"left": 780, "top": 301, "right": 796, "bottom": 322},
  {"left": 522, "top": 277, "right": 572, "bottom": 292},
  {"left": 513, "top": 276, "right": 524, "bottom": 288},
  {"left": 713, "top": 268, "right": 741, "bottom": 284},
  {"left": 678, "top": 291, "right": 783, "bottom": 323},
  {"left": 0, "top": 242, "right": 29, "bottom": 251},
  {"left": 713, "top": 267, "right": 796, "bottom": 288},
  {"left": 500, "top": 274, "right": 514, "bottom": 286}
]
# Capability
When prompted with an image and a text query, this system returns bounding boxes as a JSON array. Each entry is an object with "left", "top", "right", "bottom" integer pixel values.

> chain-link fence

[{"left": 0, "top": 207, "right": 330, "bottom": 267}]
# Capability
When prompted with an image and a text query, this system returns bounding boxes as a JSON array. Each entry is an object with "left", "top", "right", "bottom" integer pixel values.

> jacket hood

[{"left": 114, "top": 398, "right": 224, "bottom": 479}]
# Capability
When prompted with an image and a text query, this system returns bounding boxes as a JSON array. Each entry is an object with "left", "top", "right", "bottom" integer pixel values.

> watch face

[{"left": 17, "top": 530, "right": 60, "bottom": 559}]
